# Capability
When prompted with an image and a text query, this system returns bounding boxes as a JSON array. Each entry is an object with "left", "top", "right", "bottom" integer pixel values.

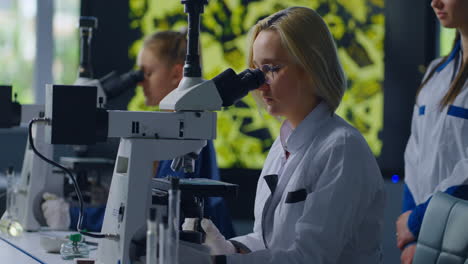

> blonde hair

[
  {"left": 248, "top": 7, "right": 346, "bottom": 112},
  {"left": 143, "top": 29, "right": 187, "bottom": 67}
]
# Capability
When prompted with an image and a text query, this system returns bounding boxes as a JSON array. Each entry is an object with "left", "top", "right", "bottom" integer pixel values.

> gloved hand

[
  {"left": 41, "top": 192, "right": 70, "bottom": 230},
  {"left": 179, "top": 240, "right": 212, "bottom": 264},
  {"left": 182, "top": 218, "right": 236, "bottom": 255}
]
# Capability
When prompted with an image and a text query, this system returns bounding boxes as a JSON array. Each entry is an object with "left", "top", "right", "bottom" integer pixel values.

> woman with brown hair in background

[{"left": 397, "top": 0, "right": 468, "bottom": 263}]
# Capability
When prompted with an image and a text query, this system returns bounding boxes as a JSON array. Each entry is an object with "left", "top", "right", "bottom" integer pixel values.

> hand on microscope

[
  {"left": 41, "top": 192, "right": 70, "bottom": 230},
  {"left": 183, "top": 218, "right": 236, "bottom": 255}
]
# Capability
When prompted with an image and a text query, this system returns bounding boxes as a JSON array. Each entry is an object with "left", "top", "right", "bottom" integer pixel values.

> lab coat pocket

[
  {"left": 285, "top": 188, "right": 307, "bottom": 204},
  {"left": 276, "top": 189, "right": 307, "bottom": 239},
  {"left": 447, "top": 105, "right": 468, "bottom": 120},
  {"left": 445, "top": 105, "right": 468, "bottom": 137}
]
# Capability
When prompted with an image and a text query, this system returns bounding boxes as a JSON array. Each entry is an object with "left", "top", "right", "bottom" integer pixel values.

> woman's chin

[
  {"left": 267, "top": 106, "right": 280, "bottom": 116},
  {"left": 145, "top": 99, "right": 157, "bottom": 107}
]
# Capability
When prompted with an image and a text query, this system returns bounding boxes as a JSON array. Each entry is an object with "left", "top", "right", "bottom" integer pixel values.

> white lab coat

[
  {"left": 228, "top": 102, "right": 385, "bottom": 264},
  {"left": 405, "top": 47, "right": 468, "bottom": 204}
]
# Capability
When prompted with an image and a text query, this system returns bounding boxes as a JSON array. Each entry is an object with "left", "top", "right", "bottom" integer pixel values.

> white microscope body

[
  {"left": 96, "top": 77, "right": 221, "bottom": 264},
  {"left": 43, "top": 63, "right": 264, "bottom": 263},
  {"left": 0, "top": 104, "right": 61, "bottom": 231}
]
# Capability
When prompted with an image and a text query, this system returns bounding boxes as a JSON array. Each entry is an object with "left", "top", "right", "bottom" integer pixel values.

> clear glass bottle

[
  {"left": 147, "top": 208, "right": 158, "bottom": 264},
  {"left": 168, "top": 177, "right": 180, "bottom": 264},
  {"left": 60, "top": 233, "right": 90, "bottom": 260},
  {"left": 0, "top": 219, "right": 23, "bottom": 237},
  {"left": 0, "top": 167, "right": 23, "bottom": 237},
  {"left": 158, "top": 217, "right": 167, "bottom": 264}
]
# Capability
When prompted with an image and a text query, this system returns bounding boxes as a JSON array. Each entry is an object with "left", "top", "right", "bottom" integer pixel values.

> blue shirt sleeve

[
  {"left": 69, "top": 205, "right": 106, "bottom": 232},
  {"left": 405, "top": 184, "right": 468, "bottom": 238},
  {"left": 402, "top": 184, "right": 416, "bottom": 213},
  {"left": 156, "top": 140, "right": 220, "bottom": 180}
]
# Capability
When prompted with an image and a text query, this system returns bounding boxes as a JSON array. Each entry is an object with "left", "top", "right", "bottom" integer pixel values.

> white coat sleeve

[
  {"left": 404, "top": 105, "right": 420, "bottom": 186},
  {"left": 228, "top": 217, "right": 265, "bottom": 252},
  {"left": 434, "top": 136, "right": 468, "bottom": 193},
  {"left": 415, "top": 57, "right": 468, "bottom": 195},
  {"left": 404, "top": 58, "right": 441, "bottom": 192},
  {"left": 404, "top": 57, "right": 447, "bottom": 200},
  {"left": 227, "top": 134, "right": 383, "bottom": 264},
  {"left": 436, "top": 158, "right": 468, "bottom": 192}
]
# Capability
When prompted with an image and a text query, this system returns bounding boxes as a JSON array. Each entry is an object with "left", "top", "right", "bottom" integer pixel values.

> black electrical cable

[{"left": 28, "top": 118, "right": 106, "bottom": 239}]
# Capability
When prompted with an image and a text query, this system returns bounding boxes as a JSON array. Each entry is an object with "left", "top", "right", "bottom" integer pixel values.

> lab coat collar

[
  {"left": 280, "top": 120, "right": 293, "bottom": 153},
  {"left": 436, "top": 39, "right": 462, "bottom": 72},
  {"left": 280, "top": 101, "right": 332, "bottom": 154}
]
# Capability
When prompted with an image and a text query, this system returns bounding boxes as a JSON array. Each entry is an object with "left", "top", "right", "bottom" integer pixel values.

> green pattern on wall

[{"left": 128, "top": 0, "right": 384, "bottom": 169}]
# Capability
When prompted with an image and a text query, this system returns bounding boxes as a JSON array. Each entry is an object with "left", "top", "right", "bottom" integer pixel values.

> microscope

[
  {"left": 39, "top": 0, "right": 264, "bottom": 262},
  {"left": 0, "top": 18, "right": 143, "bottom": 232},
  {"left": 33, "top": 0, "right": 264, "bottom": 262},
  {"left": 62, "top": 16, "right": 144, "bottom": 207},
  {"left": 42, "top": 64, "right": 263, "bottom": 264},
  {"left": 73, "top": 16, "right": 144, "bottom": 107},
  {"left": 0, "top": 85, "right": 60, "bottom": 231}
]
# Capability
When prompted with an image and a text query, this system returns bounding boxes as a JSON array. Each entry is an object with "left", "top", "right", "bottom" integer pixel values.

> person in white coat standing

[
  {"left": 180, "top": 6, "right": 385, "bottom": 264},
  {"left": 396, "top": 0, "right": 468, "bottom": 263}
]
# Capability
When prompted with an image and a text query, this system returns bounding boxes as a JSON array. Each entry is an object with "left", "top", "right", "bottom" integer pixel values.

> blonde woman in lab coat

[
  {"left": 180, "top": 6, "right": 385, "bottom": 264},
  {"left": 396, "top": 0, "right": 468, "bottom": 263}
]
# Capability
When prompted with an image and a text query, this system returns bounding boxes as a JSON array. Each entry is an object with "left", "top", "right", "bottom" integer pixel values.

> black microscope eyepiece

[{"left": 212, "top": 68, "right": 266, "bottom": 107}]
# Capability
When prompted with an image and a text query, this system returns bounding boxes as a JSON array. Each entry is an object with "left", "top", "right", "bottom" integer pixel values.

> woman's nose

[{"left": 431, "top": 0, "right": 442, "bottom": 9}]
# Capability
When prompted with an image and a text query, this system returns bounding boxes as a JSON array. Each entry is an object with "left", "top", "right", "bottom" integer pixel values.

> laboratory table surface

[{"left": 0, "top": 230, "right": 97, "bottom": 264}]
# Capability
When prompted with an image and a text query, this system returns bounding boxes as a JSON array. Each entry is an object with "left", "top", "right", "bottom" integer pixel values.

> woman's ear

[{"left": 171, "top": 64, "right": 184, "bottom": 86}]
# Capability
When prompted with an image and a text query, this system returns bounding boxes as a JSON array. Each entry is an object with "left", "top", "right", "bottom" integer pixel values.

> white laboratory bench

[{"left": 0, "top": 231, "right": 97, "bottom": 264}]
